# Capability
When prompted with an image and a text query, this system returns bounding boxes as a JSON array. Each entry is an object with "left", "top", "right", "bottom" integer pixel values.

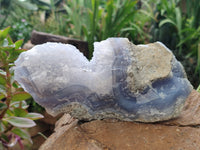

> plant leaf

[
  {"left": 13, "top": 108, "right": 28, "bottom": 117},
  {"left": 0, "top": 26, "right": 10, "bottom": 41},
  {"left": 0, "top": 102, "right": 7, "bottom": 110},
  {"left": 6, "top": 109, "right": 14, "bottom": 117},
  {"left": 25, "top": 113, "right": 44, "bottom": 120},
  {"left": 14, "top": 40, "right": 23, "bottom": 49},
  {"left": 159, "top": 18, "right": 176, "bottom": 28},
  {"left": 14, "top": 1, "right": 38, "bottom": 11},
  {"left": 7, "top": 35, "right": 14, "bottom": 45},
  {"left": 1, "top": 133, "right": 9, "bottom": 142},
  {"left": 0, "top": 47, "right": 15, "bottom": 58},
  {"left": 12, "top": 82, "right": 19, "bottom": 88},
  {"left": 12, "top": 92, "right": 31, "bottom": 102},
  {"left": 0, "top": 93, "right": 5, "bottom": 101},
  {"left": 175, "top": 7, "right": 182, "bottom": 31},
  {"left": 4, "top": 117, "right": 36, "bottom": 128},
  {"left": 10, "top": 101, "right": 29, "bottom": 109},
  {"left": 0, "top": 69, "right": 6, "bottom": 75},
  {"left": 0, "top": 84, "right": 6, "bottom": 94},
  {"left": 0, "top": 121, "right": 4, "bottom": 133},
  {"left": 12, "top": 128, "right": 32, "bottom": 143},
  {"left": 0, "top": 74, "right": 6, "bottom": 85}
]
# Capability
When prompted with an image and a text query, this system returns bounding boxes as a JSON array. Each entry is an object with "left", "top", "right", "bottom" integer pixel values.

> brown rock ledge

[
  {"left": 39, "top": 90, "right": 200, "bottom": 150},
  {"left": 31, "top": 30, "right": 89, "bottom": 57}
]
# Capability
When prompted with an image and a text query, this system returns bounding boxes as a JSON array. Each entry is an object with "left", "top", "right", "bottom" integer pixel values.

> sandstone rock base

[{"left": 39, "top": 90, "right": 200, "bottom": 150}]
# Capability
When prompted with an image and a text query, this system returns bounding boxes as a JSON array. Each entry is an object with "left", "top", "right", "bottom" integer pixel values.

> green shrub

[
  {"left": 10, "top": 19, "right": 32, "bottom": 43},
  {"left": 0, "top": 27, "right": 43, "bottom": 149}
]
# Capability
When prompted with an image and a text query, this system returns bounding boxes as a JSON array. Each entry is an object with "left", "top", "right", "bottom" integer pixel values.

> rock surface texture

[
  {"left": 14, "top": 38, "right": 193, "bottom": 122},
  {"left": 39, "top": 90, "right": 200, "bottom": 150}
]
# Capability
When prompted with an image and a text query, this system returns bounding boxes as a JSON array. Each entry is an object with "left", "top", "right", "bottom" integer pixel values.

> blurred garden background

[{"left": 0, "top": 0, "right": 200, "bottom": 149}]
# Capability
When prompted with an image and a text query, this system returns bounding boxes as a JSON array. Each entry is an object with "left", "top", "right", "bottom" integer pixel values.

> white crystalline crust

[{"left": 15, "top": 41, "right": 116, "bottom": 95}]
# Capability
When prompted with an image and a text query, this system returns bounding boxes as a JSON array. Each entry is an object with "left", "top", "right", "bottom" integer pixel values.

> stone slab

[
  {"left": 31, "top": 30, "right": 89, "bottom": 57},
  {"left": 39, "top": 90, "right": 200, "bottom": 150},
  {"left": 40, "top": 119, "right": 200, "bottom": 150}
]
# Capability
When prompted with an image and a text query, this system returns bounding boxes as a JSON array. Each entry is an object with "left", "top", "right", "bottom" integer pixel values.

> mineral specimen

[{"left": 14, "top": 38, "right": 193, "bottom": 122}]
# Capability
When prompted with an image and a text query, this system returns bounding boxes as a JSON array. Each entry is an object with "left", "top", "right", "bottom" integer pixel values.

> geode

[{"left": 14, "top": 38, "right": 193, "bottom": 122}]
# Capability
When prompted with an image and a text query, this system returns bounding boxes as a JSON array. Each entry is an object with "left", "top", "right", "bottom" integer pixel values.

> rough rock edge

[
  {"left": 39, "top": 114, "right": 78, "bottom": 150},
  {"left": 162, "top": 90, "right": 200, "bottom": 126}
]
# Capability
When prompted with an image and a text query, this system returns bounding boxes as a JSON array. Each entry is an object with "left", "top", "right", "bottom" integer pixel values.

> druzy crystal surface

[{"left": 14, "top": 38, "right": 193, "bottom": 122}]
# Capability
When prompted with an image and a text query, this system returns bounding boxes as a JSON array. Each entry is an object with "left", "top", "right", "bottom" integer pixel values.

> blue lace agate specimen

[{"left": 14, "top": 38, "right": 193, "bottom": 122}]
